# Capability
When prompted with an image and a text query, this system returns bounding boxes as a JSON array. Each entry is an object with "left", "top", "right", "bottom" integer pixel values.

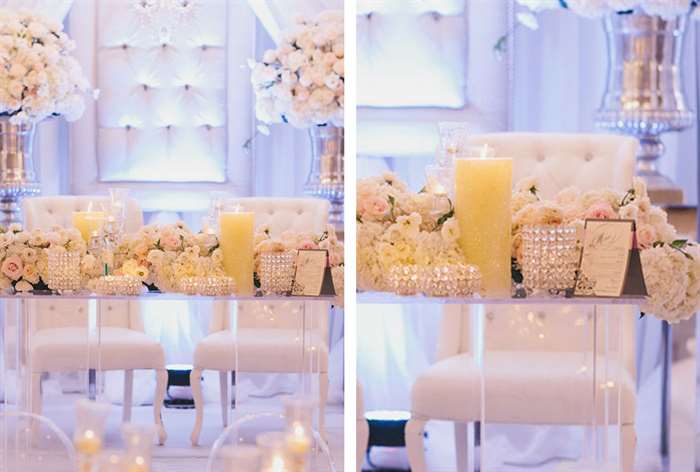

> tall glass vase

[
  {"left": 304, "top": 125, "right": 344, "bottom": 228},
  {"left": 0, "top": 117, "right": 40, "bottom": 225},
  {"left": 596, "top": 12, "right": 694, "bottom": 205}
]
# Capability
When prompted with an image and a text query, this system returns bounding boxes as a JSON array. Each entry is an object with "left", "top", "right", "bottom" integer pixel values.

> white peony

[{"left": 641, "top": 244, "right": 696, "bottom": 323}]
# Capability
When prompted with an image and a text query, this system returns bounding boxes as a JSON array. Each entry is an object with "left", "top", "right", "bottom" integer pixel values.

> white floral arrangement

[
  {"left": 0, "top": 224, "right": 97, "bottom": 292},
  {"left": 254, "top": 224, "right": 343, "bottom": 269},
  {"left": 511, "top": 176, "right": 699, "bottom": 323},
  {"left": 249, "top": 10, "right": 344, "bottom": 129},
  {"left": 517, "top": 0, "right": 698, "bottom": 18},
  {"left": 356, "top": 173, "right": 463, "bottom": 292},
  {"left": 114, "top": 223, "right": 223, "bottom": 292},
  {"left": 0, "top": 9, "right": 93, "bottom": 125}
]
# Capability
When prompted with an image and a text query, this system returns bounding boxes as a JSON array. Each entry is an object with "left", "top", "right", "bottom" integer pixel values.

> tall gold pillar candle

[
  {"left": 219, "top": 211, "right": 255, "bottom": 295},
  {"left": 455, "top": 153, "right": 512, "bottom": 297}
]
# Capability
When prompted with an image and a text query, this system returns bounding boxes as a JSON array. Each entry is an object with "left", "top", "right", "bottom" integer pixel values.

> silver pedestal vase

[
  {"left": 0, "top": 117, "right": 40, "bottom": 225},
  {"left": 304, "top": 125, "right": 344, "bottom": 228},
  {"left": 596, "top": 12, "right": 694, "bottom": 205}
]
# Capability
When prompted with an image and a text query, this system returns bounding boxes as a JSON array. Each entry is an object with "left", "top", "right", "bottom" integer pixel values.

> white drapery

[{"left": 0, "top": 0, "right": 74, "bottom": 21}]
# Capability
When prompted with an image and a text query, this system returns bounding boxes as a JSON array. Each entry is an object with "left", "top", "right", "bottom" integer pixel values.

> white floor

[{"left": 2, "top": 396, "right": 344, "bottom": 472}]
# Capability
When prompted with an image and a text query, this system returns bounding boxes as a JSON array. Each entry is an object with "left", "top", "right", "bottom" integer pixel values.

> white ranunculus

[
  {"left": 566, "top": 0, "right": 609, "bottom": 17},
  {"left": 516, "top": 0, "right": 561, "bottom": 11}
]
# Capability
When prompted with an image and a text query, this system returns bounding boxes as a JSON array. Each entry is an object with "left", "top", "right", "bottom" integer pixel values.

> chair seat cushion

[
  {"left": 31, "top": 327, "right": 165, "bottom": 372},
  {"left": 411, "top": 352, "right": 635, "bottom": 425},
  {"left": 193, "top": 329, "right": 328, "bottom": 373}
]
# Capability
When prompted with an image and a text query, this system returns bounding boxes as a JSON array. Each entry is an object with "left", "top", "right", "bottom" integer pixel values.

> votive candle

[{"left": 73, "top": 211, "right": 105, "bottom": 242}]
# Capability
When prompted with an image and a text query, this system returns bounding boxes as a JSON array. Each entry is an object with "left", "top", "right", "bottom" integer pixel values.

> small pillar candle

[
  {"left": 73, "top": 211, "right": 105, "bottom": 242},
  {"left": 219, "top": 211, "right": 255, "bottom": 295},
  {"left": 455, "top": 145, "right": 512, "bottom": 296}
]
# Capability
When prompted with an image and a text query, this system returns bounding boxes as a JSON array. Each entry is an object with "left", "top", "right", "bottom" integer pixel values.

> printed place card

[
  {"left": 575, "top": 219, "right": 635, "bottom": 298},
  {"left": 292, "top": 249, "right": 329, "bottom": 296}
]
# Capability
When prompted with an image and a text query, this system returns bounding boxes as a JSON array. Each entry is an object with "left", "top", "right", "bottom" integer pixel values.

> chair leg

[
  {"left": 123, "top": 370, "right": 133, "bottom": 422},
  {"left": 190, "top": 368, "right": 204, "bottom": 446},
  {"left": 454, "top": 422, "right": 468, "bottom": 472},
  {"left": 154, "top": 369, "right": 167, "bottom": 445},
  {"left": 356, "top": 419, "right": 369, "bottom": 472},
  {"left": 318, "top": 372, "right": 328, "bottom": 440},
  {"left": 219, "top": 371, "right": 229, "bottom": 427},
  {"left": 621, "top": 424, "right": 636, "bottom": 472},
  {"left": 405, "top": 418, "right": 428, "bottom": 472}
]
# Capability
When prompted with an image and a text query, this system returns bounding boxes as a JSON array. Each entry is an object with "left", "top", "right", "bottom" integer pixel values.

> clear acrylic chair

[{"left": 0, "top": 411, "right": 76, "bottom": 472}]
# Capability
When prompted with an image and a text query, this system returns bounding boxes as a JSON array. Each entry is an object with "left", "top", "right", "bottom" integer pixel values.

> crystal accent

[
  {"left": 92, "top": 275, "right": 143, "bottom": 296},
  {"left": 419, "top": 263, "right": 482, "bottom": 297},
  {"left": 521, "top": 225, "right": 578, "bottom": 294},
  {"left": 388, "top": 265, "right": 420, "bottom": 296},
  {"left": 259, "top": 251, "right": 297, "bottom": 296},
  {"left": 178, "top": 276, "right": 236, "bottom": 296},
  {"left": 47, "top": 250, "right": 82, "bottom": 292}
]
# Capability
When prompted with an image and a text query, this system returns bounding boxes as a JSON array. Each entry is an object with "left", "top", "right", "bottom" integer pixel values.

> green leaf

[
  {"left": 671, "top": 239, "right": 688, "bottom": 249},
  {"left": 435, "top": 208, "right": 455, "bottom": 230},
  {"left": 620, "top": 189, "right": 635, "bottom": 207},
  {"left": 511, "top": 258, "right": 523, "bottom": 284}
]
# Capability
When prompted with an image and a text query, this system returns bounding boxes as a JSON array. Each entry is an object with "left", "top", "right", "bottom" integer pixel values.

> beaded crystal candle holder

[
  {"left": 47, "top": 250, "right": 82, "bottom": 292},
  {"left": 419, "top": 263, "right": 482, "bottom": 297},
  {"left": 388, "top": 264, "right": 419, "bottom": 295},
  {"left": 178, "top": 276, "right": 236, "bottom": 296},
  {"left": 521, "top": 225, "right": 578, "bottom": 294},
  {"left": 92, "top": 275, "right": 142, "bottom": 296},
  {"left": 259, "top": 251, "right": 297, "bottom": 295}
]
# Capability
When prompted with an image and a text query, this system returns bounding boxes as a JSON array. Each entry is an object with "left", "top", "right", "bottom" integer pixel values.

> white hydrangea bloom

[{"left": 641, "top": 0, "right": 693, "bottom": 18}]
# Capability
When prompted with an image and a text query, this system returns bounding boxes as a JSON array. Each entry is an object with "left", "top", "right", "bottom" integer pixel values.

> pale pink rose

[
  {"left": 584, "top": 201, "right": 617, "bottom": 220},
  {"left": 160, "top": 232, "right": 181, "bottom": 251},
  {"left": 637, "top": 224, "right": 658, "bottom": 249},
  {"left": 1, "top": 255, "right": 23, "bottom": 281},
  {"left": 362, "top": 196, "right": 390, "bottom": 219},
  {"left": 299, "top": 240, "right": 319, "bottom": 250}
]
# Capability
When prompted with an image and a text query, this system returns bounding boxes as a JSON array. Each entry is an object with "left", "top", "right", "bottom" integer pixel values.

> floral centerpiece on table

[
  {"left": 0, "top": 224, "right": 99, "bottom": 292},
  {"left": 114, "top": 223, "right": 224, "bottom": 292},
  {"left": 249, "top": 10, "right": 344, "bottom": 129},
  {"left": 511, "top": 176, "right": 700, "bottom": 323},
  {"left": 516, "top": 0, "right": 698, "bottom": 18},
  {"left": 0, "top": 9, "right": 93, "bottom": 124},
  {"left": 356, "top": 173, "right": 463, "bottom": 292}
]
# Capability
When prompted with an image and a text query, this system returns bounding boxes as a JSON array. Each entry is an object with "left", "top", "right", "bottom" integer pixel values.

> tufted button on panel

[
  {"left": 584, "top": 153, "right": 593, "bottom": 162},
  {"left": 78, "top": 307, "right": 83, "bottom": 313},
  {"left": 486, "top": 312, "right": 494, "bottom": 321},
  {"left": 432, "top": 11, "right": 441, "bottom": 21},
  {"left": 49, "top": 305, "right": 54, "bottom": 311},
  {"left": 122, "top": 44, "right": 128, "bottom": 50},
  {"left": 142, "top": 84, "right": 148, "bottom": 91},
  {"left": 205, "top": 124, "right": 212, "bottom": 131},
  {"left": 126, "top": 125, "right": 131, "bottom": 131},
  {"left": 184, "top": 84, "right": 191, "bottom": 91},
  {"left": 201, "top": 45, "right": 208, "bottom": 51},
  {"left": 107, "top": 306, "right": 113, "bottom": 311},
  {"left": 162, "top": 43, "right": 168, "bottom": 49},
  {"left": 166, "top": 125, "right": 172, "bottom": 130},
  {"left": 536, "top": 154, "right": 545, "bottom": 162}
]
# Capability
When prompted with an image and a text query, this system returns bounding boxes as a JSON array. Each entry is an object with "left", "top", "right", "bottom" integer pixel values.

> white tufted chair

[
  {"left": 405, "top": 133, "right": 639, "bottom": 472},
  {"left": 21, "top": 196, "right": 168, "bottom": 445},
  {"left": 189, "top": 197, "right": 331, "bottom": 445},
  {"left": 357, "top": 383, "right": 369, "bottom": 472}
]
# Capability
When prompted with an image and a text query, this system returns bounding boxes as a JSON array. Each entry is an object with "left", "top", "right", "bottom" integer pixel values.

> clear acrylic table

[
  {"left": 0, "top": 292, "right": 336, "bottom": 472},
  {"left": 357, "top": 292, "right": 644, "bottom": 471}
]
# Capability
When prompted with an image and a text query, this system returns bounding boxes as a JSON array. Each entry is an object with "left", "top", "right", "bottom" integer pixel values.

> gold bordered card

[
  {"left": 574, "top": 219, "right": 646, "bottom": 298},
  {"left": 292, "top": 249, "right": 335, "bottom": 297}
]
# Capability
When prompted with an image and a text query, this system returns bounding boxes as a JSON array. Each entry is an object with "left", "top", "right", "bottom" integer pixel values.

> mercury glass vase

[
  {"left": 596, "top": 12, "right": 693, "bottom": 204},
  {"left": 305, "top": 125, "right": 344, "bottom": 228},
  {"left": 521, "top": 225, "right": 578, "bottom": 295},
  {"left": 0, "top": 117, "right": 41, "bottom": 225}
]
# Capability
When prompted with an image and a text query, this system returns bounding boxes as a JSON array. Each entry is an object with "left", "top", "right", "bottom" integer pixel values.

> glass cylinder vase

[{"left": 520, "top": 225, "right": 578, "bottom": 294}]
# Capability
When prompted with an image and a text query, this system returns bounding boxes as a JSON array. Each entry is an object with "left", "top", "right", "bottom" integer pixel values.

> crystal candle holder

[
  {"left": 388, "top": 264, "right": 419, "bottom": 295},
  {"left": 92, "top": 275, "right": 142, "bottom": 296},
  {"left": 74, "top": 400, "right": 111, "bottom": 472},
  {"left": 121, "top": 423, "right": 156, "bottom": 472},
  {"left": 47, "top": 250, "right": 82, "bottom": 292},
  {"left": 178, "top": 276, "right": 236, "bottom": 296},
  {"left": 257, "top": 431, "right": 291, "bottom": 472},
  {"left": 259, "top": 251, "right": 297, "bottom": 295},
  {"left": 521, "top": 225, "right": 578, "bottom": 294},
  {"left": 419, "top": 263, "right": 482, "bottom": 297}
]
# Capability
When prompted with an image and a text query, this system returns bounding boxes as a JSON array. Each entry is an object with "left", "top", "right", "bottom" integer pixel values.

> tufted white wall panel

[
  {"left": 357, "top": 0, "right": 511, "bottom": 159},
  {"left": 69, "top": 0, "right": 255, "bottom": 212},
  {"left": 96, "top": 0, "right": 227, "bottom": 183}
]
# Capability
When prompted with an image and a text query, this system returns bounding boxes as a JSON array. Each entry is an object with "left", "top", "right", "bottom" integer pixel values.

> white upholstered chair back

[
  {"left": 439, "top": 133, "right": 638, "bottom": 374},
  {"left": 225, "top": 197, "right": 330, "bottom": 236},
  {"left": 21, "top": 196, "right": 145, "bottom": 331},
  {"left": 209, "top": 197, "right": 330, "bottom": 334},
  {"left": 466, "top": 133, "right": 637, "bottom": 197}
]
